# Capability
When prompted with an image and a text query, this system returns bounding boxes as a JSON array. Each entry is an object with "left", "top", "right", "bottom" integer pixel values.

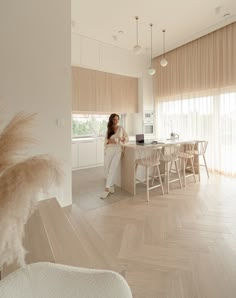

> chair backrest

[
  {"left": 161, "top": 144, "right": 181, "bottom": 162},
  {"left": 184, "top": 142, "right": 196, "bottom": 156},
  {"left": 197, "top": 141, "right": 208, "bottom": 155},
  {"left": 136, "top": 146, "right": 162, "bottom": 167},
  {"left": 0, "top": 262, "right": 133, "bottom": 298}
]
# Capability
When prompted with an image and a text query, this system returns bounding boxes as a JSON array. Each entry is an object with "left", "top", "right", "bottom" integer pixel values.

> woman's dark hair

[{"left": 107, "top": 113, "right": 119, "bottom": 139}]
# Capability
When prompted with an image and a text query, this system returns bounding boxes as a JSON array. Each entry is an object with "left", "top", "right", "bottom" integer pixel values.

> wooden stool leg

[
  {"left": 146, "top": 167, "right": 150, "bottom": 202},
  {"left": 156, "top": 165, "right": 164, "bottom": 195},
  {"left": 167, "top": 162, "right": 170, "bottom": 194},
  {"left": 151, "top": 166, "right": 156, "bottom": 186},
  {"left": 190, "top": 157, "right": 197, "bottom": 182},
  {"left": 198, "top": 155, "right": 201, "bottom": 182},
  {"left": 203, "top": 154, "right": 209, "bottom": 178},
  {"left": 175, "top": 160, "right": 182, "bottom": 189},
  {"left": 183, "top": 159, "right": 186, "bottom": 187},
  {"left": 134, "top": 164, "right": 139, "bottom": 195}
]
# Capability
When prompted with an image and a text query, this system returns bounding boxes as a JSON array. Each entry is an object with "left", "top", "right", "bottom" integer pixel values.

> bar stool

[
  {"left": 135, "top": 146, "right": 164, "bottom": 201},
  {"left": 160, "top": 144, "right": 182, "bottom": 194},
  {"left": 195, "top": 140, "right": 209, "bottom": 181},
  {"left": 178, "top": 142, "right": 197, "bottom": 187}
]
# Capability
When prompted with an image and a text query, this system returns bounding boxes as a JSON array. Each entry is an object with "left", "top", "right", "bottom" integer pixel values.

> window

[
  {"left": 72, "top": 114, "right": 126, "bottom": 138},
  {"left": 156, "top": 92, "right": 236, "bottom": 176}
]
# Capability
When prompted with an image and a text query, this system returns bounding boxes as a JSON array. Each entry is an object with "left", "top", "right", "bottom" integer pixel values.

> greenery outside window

[{"left": 72, "top": 114, "right": 126, "bottom": 138}]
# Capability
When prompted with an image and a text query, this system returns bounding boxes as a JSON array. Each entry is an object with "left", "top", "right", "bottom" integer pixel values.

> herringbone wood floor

[{"left": 72, "top": 168, "right": 236, "bottom": 298}]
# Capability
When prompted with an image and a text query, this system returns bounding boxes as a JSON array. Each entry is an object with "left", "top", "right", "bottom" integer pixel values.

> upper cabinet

[
  {"left": 111, "top": 73, "right": 125, "bottom": 112},
  {"left": 95, "top": 71, "right": 112, "bottom": 112},
  {"left": 125, "top": 76, "right": 138, "bottom": 113},
  {"left": 72, "top": 66, "right": 138, "bottom": 113},
  {"left": 72, "top": 67, "right": 96, "bottom": 111}
]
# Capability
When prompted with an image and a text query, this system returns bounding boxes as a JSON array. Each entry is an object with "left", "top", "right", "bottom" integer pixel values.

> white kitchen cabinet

[
  {"left": 72, "top": 138, "right": 105, "bottom": 170},
  {"left": 96, "top": 138, "right": 104, "bottom": 165},
  {"left": 78, "top": 139, "right": 97, "bottom": 168}
]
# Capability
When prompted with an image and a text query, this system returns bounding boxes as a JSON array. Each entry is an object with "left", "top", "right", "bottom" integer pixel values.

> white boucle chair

[{"left": 0, "top": 262, "right": 132, "bottom": 298}]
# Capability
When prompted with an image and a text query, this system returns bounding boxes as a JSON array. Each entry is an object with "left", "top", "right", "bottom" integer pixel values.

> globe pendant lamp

[
  {"left": 133, "top": 16, "right": 142, "bottom": 55},
  {"left": 160, "top": 29, "right": 168, "bottom": 67},
  {"left": 147, "top": 23, "right": 156, "bottom": 76}
]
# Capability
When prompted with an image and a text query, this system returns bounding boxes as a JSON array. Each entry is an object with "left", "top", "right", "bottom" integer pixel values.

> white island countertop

[{"left": 124, "top": 139, "right": 197, "bottom": 148}]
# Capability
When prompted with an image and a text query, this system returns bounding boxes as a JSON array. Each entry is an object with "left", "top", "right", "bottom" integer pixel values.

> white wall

[{"left": 0, "top": 0, "right": 72, "bottom": 207}]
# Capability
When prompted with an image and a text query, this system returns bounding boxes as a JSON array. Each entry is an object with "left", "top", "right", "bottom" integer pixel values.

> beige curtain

[
  {"left": 154, "top": 22, "right": 236, "bottom": 176},
  {"left": 153, "top": 22, "right": 236, "bottom": 102}
]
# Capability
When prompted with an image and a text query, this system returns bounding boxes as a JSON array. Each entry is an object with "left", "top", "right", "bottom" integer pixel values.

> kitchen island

[{"left": 120, "top": 140, "right": 200, "bottom": 195}]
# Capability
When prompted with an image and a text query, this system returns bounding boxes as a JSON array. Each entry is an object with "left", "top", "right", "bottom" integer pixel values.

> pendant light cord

[
  {"left": 147, "top": 23, "right": 156, "bottom": 75},
  {"left": 150, "top": 23, "right": 153, "bottom": 66},
  {"left": 135, "top": 16, "right": 139, "bottom": 45},
  {"left": 162, "top": 29, "right": 166, "bottom": 58}
]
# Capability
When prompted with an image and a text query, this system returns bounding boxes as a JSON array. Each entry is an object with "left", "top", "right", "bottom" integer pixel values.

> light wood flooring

[
  {"left": 72, "top": 167, "right": 236, "bottom": 298},
  {"left": 2, "top": 168, "right": 236, "bottom": 298}
]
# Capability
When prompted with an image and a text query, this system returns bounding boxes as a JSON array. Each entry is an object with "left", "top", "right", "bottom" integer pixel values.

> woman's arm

[
  {"left": 120, "top": 127, "right": 129, "bottom": 143},
  {"left": 107, "top": 138, "right": 116, "bottom": 144},
  {"left": 105, "top": 134, "right": 116, "bottom": 145}
]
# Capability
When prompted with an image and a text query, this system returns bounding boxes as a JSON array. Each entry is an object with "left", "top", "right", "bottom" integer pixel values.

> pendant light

[
  {"left": 133, "top": 16, "right": 142, "bottom": 55},
  {"left": 147, "top": 23, "right": 156, "bottom": 76},
  {"left": 160, "top": 29, "right": 168, "bottom": 67}
]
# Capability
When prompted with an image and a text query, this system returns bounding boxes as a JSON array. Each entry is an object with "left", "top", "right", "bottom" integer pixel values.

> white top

[{"left": 104, "top": 126, "right": 129, "bottom": 149}]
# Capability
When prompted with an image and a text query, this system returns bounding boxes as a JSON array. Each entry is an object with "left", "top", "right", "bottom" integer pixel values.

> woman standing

[{"left": 100, "top": 114, "right": 129, "bottom": 199}]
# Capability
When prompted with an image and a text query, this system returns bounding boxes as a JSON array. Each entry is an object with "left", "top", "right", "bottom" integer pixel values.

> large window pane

[{"left": 72, "top": 114, "right": 126, "bottom": 137}]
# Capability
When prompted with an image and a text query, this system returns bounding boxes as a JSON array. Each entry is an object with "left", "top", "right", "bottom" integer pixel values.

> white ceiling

[{"left": 72, "top": 0, "right": 236, "bottom": 57}]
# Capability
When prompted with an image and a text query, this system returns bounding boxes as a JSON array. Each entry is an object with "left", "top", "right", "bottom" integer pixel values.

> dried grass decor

[{"left": 0, "top": 112, "right": 62, "bottom": 268}]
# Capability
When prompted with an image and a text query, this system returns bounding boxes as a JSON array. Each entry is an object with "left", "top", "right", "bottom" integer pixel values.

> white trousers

[{"left": 104, "top": 145, "right": 122, "bottom": 189}]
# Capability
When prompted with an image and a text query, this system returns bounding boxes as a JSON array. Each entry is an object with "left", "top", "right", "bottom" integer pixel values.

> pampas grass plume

[
  {"left": 0, "top": 112, "right": 36, "bottom": 174},
  {"left": 0, "top": 112, "right": 63, "bottom": 268}
]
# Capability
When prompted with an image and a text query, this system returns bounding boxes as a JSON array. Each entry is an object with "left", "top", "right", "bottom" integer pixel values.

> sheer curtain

[
  {"left": 156, "top": 90, "right": 236, "bottom": 176},
  {"left": 153, "top": 22, "right": 236, "bottom": 176}
]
